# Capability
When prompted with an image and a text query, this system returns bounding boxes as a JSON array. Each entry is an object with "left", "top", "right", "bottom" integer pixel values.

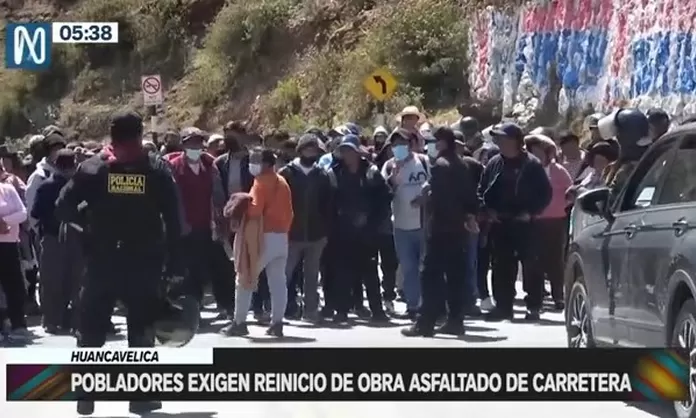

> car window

[
  {"left": 658, "top": 135, "right": 696, "bottom": 204},
  {"left": 621, "top": 138, "right": 678, "bottom": 211}
]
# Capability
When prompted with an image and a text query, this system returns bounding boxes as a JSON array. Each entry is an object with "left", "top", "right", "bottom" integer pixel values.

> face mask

[
  {"left": 426, "top": 143, "right": 438, "bottom": 158},
  {"left": 392, "top": 145, "right": 409, "bottom": 161},
  {"left": 185, "top": 149, "right": 202, "bottom": 161},
  {"left": 249, "top": 163, "right": 262, "bottom": 176},
  {"left": 300, "top": 155, "right": 318, "bottom": 166}
]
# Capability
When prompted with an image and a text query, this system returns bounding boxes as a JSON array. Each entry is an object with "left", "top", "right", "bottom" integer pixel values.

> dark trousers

[
  {"left": 531, "top": 218, "right": 567, "bottom": 303},
  {"left": 377, "top": 233, "right": 398, "bottom": 302},
  {"left": 209, "top": 241, "right": 235, "bottom": 312},
  {"left": 0, "top": 243, "right": 27, "bottom": 329},
  {"left": 39, "top": 228, "right": 84, "bottom": 329},
  {"left": 286, "top": 260, "right": 303, "bottom": 316},
  {"left": 330, "top": 232, "right": 384, "bottom": 315},
  {"left": 78, "top": 254, "right": 160, "bottom": 347},
  {"left": 418, "top": 233, "right": 467, "bottom": 326},
  {"left": 490, "top": 220, "right": 536, "bottom": 313},
  {"left": 251, "top": 272, "right": 270, "bottom": 313},
  {"left": 321, "top": 238, "right": 337, "bottom": 311},
  {"left": 182, "top": 229, "right": 235, "bottom": 311},
  {"left": 477, "top": 236, "right": 491, "bottom": 299}
]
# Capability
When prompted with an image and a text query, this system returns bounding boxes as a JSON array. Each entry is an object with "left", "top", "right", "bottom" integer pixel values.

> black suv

[{"left": 565, "top": 124, "right": 696, "bottom": 418}]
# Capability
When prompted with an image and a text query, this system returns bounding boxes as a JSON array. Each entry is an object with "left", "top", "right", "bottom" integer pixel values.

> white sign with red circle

[{"left": 141, "top": 74, "right": 163, "bottom": 105}]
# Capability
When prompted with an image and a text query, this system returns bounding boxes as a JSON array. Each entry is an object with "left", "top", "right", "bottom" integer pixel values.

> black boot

[
  {"left": 401, "top": 321, "right": 434, "bottom": 337},
  {"left": 76, "top": 400, "right": 94, "bottom": 415},
  {"left": 435, "top": 320, "right": 466, "bottom": 336},
  {"left": 129, "top": 400, "right": 162, "bottom": 414}
]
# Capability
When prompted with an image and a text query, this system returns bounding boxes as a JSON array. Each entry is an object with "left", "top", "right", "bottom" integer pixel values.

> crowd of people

[{"left": 0, "top": 104, "right": 674, "bottom": 344}]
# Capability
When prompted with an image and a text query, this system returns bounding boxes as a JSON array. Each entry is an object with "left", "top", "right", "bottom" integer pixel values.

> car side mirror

[{"left": 577, "top": 187, "right": 614, "bottom": 222}]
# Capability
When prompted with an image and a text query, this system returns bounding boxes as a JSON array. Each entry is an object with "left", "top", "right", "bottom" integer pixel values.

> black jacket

[
  {"left": 478, "top": 152, "right": 552, "bottom": 218},
  {"left": 31, "top": 173, "right": 69, "bottom": 237},
  {"left": 214, "top": 152, "right": 254, "bottom": 200},
  {"left": 55, "top": 153, "right": 184, "bottom": 275},
  {"left": 278, "top": 160, "right": 333, "bottom": 242},
  {"left": 327, "top": 158, "right": 391, "bottom": 237},
  {"left": 424, "top": 152, "right": 481, "bottom": 237}
]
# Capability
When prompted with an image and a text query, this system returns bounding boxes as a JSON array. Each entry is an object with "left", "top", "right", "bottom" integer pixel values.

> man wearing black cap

[
  {"left": 31, "top": 149, "right": 81, "bottom": 334},
  {"left": 479, "top": 122, "right": 552, "bottom": 321},
  {"left": 26, "top": 132, "right": 66, "bottom": 232},
  {"left": 402, "top": 126, "right": 481, "bottom": 337},
  {"left": 326, "top": 134, "right": 391, "bottom": 323},
  {"left": 278, "top": 133, "right": 333, "bottom": 322},
  {"left": 56, "top": 111, "right": 184, "bottom": 415}
]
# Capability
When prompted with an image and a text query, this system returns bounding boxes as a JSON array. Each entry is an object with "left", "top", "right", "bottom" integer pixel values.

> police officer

[
  {"left": 596, "top": 108, "right": 650, "bottom": 204},
  {"left": 55, "top": 111, "right": 185, "bottom": 416}
]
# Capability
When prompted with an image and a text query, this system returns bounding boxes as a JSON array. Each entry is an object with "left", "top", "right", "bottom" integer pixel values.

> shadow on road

[
  {"left": 108, "top": 412, "right": 218, "bottom": 418},
  {"left": 246, "top": 335, "right": 317, "bottom": 344},
  {"left": 625, "top": 401, "right": 674, "bottom": 417}
]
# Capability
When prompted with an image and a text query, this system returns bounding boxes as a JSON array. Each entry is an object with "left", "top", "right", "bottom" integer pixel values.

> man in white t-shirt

[{"left": 381, "top": 129, "right": 429, "bottom": 319}]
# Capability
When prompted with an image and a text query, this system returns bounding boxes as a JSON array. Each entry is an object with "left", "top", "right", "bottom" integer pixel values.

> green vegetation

[{"left": 0, "top": 0, "right": 471, "bottom": 139}]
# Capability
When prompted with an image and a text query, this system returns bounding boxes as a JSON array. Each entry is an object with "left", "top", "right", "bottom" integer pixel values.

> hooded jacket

[{"left": 278, "top": 158, "right": 333, "bottom": 242}]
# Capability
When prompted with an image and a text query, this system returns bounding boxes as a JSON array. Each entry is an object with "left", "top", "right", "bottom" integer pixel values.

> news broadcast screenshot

[{"left": 2, "top": 6, "right": 696, "bottom": 418}]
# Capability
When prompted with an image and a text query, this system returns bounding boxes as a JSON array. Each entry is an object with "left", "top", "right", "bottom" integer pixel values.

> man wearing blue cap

[
  {"left": 325, "top": 134, "right": 391, "bottom": 323},
  {"left": 479, "top": 122, "right": 552, "bottom": 322}
]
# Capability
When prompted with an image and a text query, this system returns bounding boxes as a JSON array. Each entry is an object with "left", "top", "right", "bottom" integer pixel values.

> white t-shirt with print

[{"left": 382, "top": 154, "right": 429, "bottom": 231}]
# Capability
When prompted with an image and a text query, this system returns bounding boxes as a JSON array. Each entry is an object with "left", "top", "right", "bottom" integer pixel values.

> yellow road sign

[{"left": 363, "top": 68, "right": 398, "bottom": 101}]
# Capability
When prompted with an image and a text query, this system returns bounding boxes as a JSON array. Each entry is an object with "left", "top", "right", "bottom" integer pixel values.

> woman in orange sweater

[{"left": 226, "top": 147, "right": 294, "bottom": 337}]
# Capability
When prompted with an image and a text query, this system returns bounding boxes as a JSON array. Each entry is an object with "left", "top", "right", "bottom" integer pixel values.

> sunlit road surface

[{"left": 0, "top": 281, "right": 673, "bottom": 418}]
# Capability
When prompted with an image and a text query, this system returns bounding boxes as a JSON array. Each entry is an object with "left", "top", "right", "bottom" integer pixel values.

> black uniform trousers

[
  {"left": 490, "top": 220, "right": 539, "bottom": 313},
  {"left": 330, "top": 231, "right": 384, "bottom": 316},
  {"left": 418, "top": 232, "right": 467, "bottom": 326},
  {"left": 377, "top": 233, "right": 398, "bottom": 302},
  {"left": 181, "top": 228, "right": 234, "bottom": 311},
  {"left": 78, "top": 251, "right": 161, "bottom": 347}
]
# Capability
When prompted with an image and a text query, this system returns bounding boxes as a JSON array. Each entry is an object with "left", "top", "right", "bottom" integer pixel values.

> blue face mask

[
  {"left": 392, "top": 145, "right": 409, "bottom": 161},
  {"left": 185, "top": 149, "right": 202, "bottom": 161}
]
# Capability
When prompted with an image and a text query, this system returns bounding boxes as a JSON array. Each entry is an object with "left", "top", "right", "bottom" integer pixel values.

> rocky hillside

[{"left": 0, "top": 0, "right": 508, "bottom": 139}]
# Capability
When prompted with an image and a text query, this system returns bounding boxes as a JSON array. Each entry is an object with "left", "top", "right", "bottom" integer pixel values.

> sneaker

[
  {"left": 129, "top": 401, "right": 162, "bottom": 414},
  {"left": 436, "top": 321, "right": 466, "bottom": 336},
  {"left": 525, "top": 310, "right": 540, "bottom": 321},
  {"left": 334, "top": 312, "right": 349, "bottom": 324},
  {"left": 254, "top": 311, "right": 270, "bottom": 325},
  {"left": 222, "top": 322, "right": 249, "bottom": 337},
  {"left": 485, "top": 308, "right": 513, "bottom": 322},
  {"left": 77, "top": 400, "right": 95, "bottom": 415},
  {"left": 354, "top": 306, "right": 371, "bottom": 319},
  {"left": 479, "top": 297, "right": 495, "bottom": 311},
  {"left": 302, "top": 311, "right": 321, "bottom": 324},
  {"left": 370, "top": 312, "right": 390, "bottom": 323},
  {"left": 401, "top": 323, "right": 434, "bottom": 337},
  {"left": 265, "top": 323, "right": 283, "bottom": 337},
  {"left": 384, "top": 300, "right": 395, "bottom": 315},
  {"left": 464, "top": 306, "right": 483, "bottom": 318}
]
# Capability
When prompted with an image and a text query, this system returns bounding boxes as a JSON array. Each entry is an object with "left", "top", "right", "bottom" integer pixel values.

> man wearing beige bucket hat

[{"left": 396, "top": 106, "right": 426, "bottom": 131}]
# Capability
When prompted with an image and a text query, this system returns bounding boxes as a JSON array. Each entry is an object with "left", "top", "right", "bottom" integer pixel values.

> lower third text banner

[{"left": 5, "top": 348, "right": 688, "bottom": 402}]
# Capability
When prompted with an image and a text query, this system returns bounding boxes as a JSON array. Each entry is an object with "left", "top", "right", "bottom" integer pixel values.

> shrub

[{"left": 189, "top": 0, "right": 294, "bottom": 105}]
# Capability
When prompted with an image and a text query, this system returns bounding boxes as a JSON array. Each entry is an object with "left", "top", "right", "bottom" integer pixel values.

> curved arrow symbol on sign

[{"left": 373, "top": 76, "right": 387, "bottom": 94}]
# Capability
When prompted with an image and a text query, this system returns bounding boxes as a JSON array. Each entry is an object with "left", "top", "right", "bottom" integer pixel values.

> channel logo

[{"left": 5, "top": 22, "right": 119, "bottom": 70}]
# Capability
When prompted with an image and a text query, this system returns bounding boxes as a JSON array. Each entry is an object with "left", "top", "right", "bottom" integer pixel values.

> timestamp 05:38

[{"left": 52, "top": 22, "right": 119, "bottom": 44}]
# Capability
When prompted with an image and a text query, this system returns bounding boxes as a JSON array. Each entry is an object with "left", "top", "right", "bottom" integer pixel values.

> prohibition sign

[{"left": 142, "top": 76, "right": 161, "bottom": 95}]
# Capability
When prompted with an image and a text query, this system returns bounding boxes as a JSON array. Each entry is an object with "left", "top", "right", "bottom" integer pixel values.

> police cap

[{"left": 110, "top": 111, "right": 144, "bottom": 143}]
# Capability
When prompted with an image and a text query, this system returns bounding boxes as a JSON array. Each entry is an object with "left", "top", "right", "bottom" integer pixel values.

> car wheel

[
  {"left": 566, "top": 277, "right": 595, "bottom": 348},
  {"left": 672, "top": 299, "right": 696, "bottom": 418}
]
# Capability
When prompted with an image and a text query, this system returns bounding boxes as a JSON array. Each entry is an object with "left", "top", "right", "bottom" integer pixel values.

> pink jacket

[
  {"left": 538, "top": 162, "right": 572, "bottom": 219},
  {"left": 0, "top": 182, "right": 28, "bottom": 243}
]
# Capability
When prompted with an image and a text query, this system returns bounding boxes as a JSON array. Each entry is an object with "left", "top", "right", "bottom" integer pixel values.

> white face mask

[
  {"left": 185, "top": 149, "right": 202, "bottom": 161},
  {"left": 426, "top": 143, "right": 438, "bottom": 158},
  {"left": 249, "top": 163, "right": 262, "bottom": 176}
]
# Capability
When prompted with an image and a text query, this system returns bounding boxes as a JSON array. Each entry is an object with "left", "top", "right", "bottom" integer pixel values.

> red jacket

[{"left": 168, "top": 153, "right": 217, "bottom": 231}]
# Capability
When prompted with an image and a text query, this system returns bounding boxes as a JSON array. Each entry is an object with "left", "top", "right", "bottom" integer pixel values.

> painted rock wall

[{"left": 469, "top": 0, "right": 696, "bottom": 118}]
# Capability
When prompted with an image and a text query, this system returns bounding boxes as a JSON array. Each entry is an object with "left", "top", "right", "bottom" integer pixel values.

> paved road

[{"left": 0, "top": 288, "right": 674, "bottom": 418}]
